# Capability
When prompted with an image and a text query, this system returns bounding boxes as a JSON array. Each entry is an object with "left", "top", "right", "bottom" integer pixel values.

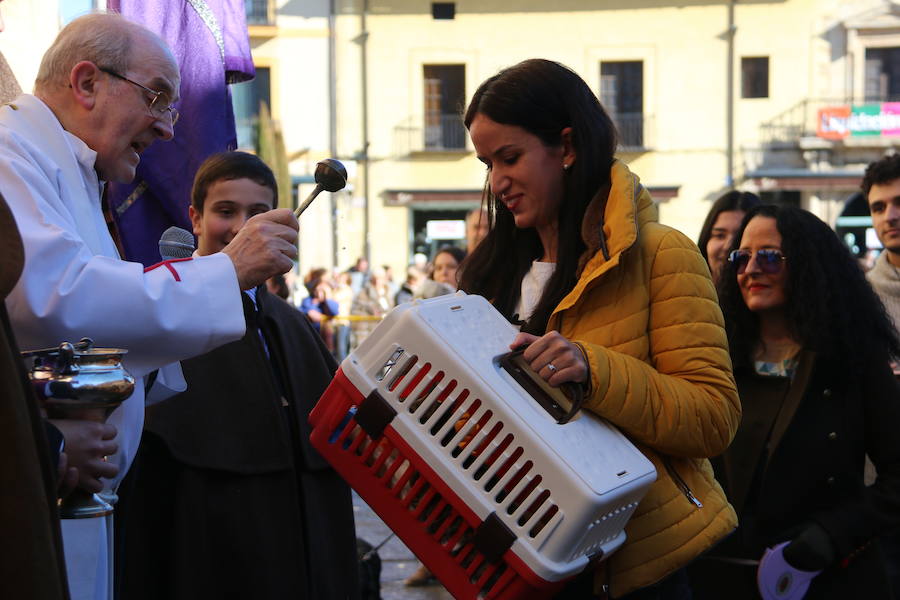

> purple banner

[{"left": 106, "top": 0, "right": 255, "bottom": 265}]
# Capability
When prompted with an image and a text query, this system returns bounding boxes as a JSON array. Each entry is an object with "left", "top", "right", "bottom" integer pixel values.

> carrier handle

[{"left": 498, "top": 348, "right": 585, "bottom": 424}]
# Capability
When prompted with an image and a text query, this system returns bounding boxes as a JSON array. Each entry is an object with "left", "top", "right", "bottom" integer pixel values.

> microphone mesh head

[{"left": 159, "top": 226, "right": 195, "bottom": 260}]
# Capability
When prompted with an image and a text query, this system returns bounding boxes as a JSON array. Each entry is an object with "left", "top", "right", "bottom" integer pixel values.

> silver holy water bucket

[{"left": 22, "top": 337, "right": 134, "bottom": 518}]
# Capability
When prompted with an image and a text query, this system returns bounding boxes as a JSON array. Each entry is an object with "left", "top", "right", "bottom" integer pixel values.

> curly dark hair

[
  {"left": 718, "top": 204, "right": 900, "bottom": 372},
  {"left": 861, "top": 154, "right": 900, "bottom": 198},
  {"left": 697, "top": 190, "right": 761, "bottom": 263},
  {"left": 457, "top": 59, "right": 617, "bottom": 332}
]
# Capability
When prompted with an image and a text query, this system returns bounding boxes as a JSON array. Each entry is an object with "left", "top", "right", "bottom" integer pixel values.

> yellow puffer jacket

[{"left": 548, "top": 161, "right": 740, "bottom": 597}]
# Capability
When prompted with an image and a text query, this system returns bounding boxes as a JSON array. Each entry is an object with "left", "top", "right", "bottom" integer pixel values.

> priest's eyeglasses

[
  {"left": 728, "top": 249, "right": 787, "bottom": 275},
  {"left": 99, "top": 68, "right": 180, "bottom": 125}
]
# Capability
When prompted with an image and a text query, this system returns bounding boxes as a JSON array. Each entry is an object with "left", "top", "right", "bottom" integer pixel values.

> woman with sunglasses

[{"left": 691, "top": 204, "right": 900, "bottom": 599}]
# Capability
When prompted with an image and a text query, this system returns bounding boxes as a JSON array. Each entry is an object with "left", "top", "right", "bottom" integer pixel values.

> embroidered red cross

[{"left": 143, "top": 257, "right": 193, "bottom": 282}]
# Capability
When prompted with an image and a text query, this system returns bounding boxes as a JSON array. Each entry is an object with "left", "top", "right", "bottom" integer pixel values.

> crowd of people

[
  {"left": 3, "top": 9, "right": 900, "bottom": 600},
  {"left": 288, "top": 232, "right": 477, "bottom": 362}
]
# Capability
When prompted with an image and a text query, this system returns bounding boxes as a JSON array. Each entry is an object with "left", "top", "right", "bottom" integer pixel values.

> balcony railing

[
  {"left": 424, "top": 113, "right": 467, "bottom": 150},
  {"left": 394, "top": 114, "right": 468, "bottom": 155},
  {"left": 759, "top": 99, "right": 836, "bottom": 145},
  {"left": 756, "top": 97, "right": 900, "bottom": 145},
  {"left": 611, "top": 112, "right": 653, "bottom": 151},
  {"left": 245, "top": 0, "right": 273, "bottom": 26}
]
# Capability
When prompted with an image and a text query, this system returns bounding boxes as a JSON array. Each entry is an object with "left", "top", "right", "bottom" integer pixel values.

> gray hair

[{"left": 34, "top": 13, "right": 138, "bottom": 93}]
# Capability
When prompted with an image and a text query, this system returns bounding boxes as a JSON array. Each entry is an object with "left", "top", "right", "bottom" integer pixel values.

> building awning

[
  {"left": 746, "top": 168, "right": 863, "bottom": 191},
  {"left": 646, "top": 185, "right": 680, "bottom": 201},
  {"left": 386, "top": 185, "right": 681, "bottom": 205},
  {"left": 384, "top": 189, "right": 483, "bottom": 206}
]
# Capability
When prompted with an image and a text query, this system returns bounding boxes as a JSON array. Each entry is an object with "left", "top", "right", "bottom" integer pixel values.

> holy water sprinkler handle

[{"left": 294, "top": 158, "right": 348, "bottom": 217}]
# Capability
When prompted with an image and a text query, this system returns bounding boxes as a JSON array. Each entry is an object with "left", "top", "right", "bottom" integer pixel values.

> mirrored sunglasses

[{"left": 728, "top": 249, "right": 786, "bottom": 275}]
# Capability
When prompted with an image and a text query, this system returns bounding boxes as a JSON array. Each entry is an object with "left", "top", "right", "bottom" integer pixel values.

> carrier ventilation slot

[
  {"left": 429, "top": 389, "right": 469, "bottom": 436},
  {"left": 472, "top": 433, "right": 513, "bottom": 481},
  {"left": 440, "top": 398, "right": 481, "bottom": 448},
  {"left": 574, "top": 501, "right": 639, "bottom": 560},
  {"left": 484, "top": 447, "right": 524, "bottom": 493},
  {"left": 462, "top": 421, "right": 503, "bottom": 470},
  {"left": 335, "top": 422, "right": 517, "bottom": 599},
  {"left": 408, "top": 370, "right": 445, "bottom": 413},
  {"left": 398, "top": 362, "right": 432, "bottom": 402},
  {"left": 495, "top": 460, "right": 532, "bottom": 504},
  {"left": 506, "top": 475, "right": 542, "bottom": 515},
  {"left": 419, "top": 379, "right": 457, "bottom": 424},
  {"left": 387, "top": 354, "right": 418, "bottom": 392},
  {"left": 452, "top": 410, "right": 492, "bottom": 458},
  {"left": 374, "top": 345, "right": 564, "bottom": 558}
]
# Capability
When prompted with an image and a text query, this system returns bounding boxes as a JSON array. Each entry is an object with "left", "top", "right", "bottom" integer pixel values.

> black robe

[{"left": 117, "top": 287, "right": 358, "bottom": 600}]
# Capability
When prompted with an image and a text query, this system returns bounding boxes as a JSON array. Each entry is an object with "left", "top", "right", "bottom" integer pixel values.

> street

[{"left": 353, "top": 492, "right": 453, "bottom": 600}]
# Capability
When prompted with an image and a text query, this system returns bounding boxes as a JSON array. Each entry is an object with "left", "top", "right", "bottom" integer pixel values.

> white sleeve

[{"left": 1, "top": 140, "right": 245, "bottom": 377}]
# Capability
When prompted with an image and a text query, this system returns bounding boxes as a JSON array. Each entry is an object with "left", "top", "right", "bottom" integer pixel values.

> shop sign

[
  {"left": 817, "top": 103, "right": 900, "bottom": 139},
  {"left": 426, "top": 219, "right": 465, "bottom": 240}
]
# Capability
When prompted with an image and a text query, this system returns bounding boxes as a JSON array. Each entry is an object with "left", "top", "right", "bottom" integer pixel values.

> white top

[
  {"left": 0, "top": 94, "right": 245, "bottom": 600},
  {"left": 514, "top": 260, "right": 556, "bottom": 324}
]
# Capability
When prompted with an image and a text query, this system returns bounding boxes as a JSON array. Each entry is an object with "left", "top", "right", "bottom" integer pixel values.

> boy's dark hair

[
  {"left": 861, "top": 153, "right": 900, "bottom": 199},
  {"left": 191, "top": 151, "right": 278, "bottom": 212}
]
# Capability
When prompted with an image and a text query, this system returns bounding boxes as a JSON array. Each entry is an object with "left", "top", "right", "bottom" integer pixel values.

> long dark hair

[
  {"left": 457, "top": 59, "right": 617, "bottom": 333},
  {"left": 697, "top": 190, "right": 760, "bottom": 263},
  {"left": 718, "top": 204, "right": 900, "bottom": 371}
]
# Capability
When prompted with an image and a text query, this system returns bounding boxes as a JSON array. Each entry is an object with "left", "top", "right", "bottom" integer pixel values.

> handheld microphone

[{"left": 159, "top": 226, "right": 195, "bottom": 260}]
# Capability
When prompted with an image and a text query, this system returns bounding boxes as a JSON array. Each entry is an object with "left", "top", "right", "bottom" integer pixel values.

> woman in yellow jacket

[{"left": 459, "top": 59, "right": 740, "bottom": 599}]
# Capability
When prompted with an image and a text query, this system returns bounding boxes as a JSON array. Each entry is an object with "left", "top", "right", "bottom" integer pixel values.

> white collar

[{"left": 62, "top": 128, "right": 100, "bottom": 179}]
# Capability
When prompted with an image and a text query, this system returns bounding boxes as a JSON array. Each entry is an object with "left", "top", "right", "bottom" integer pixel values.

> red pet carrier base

[{"left": 310, "top": 368, "right": 574, "bottom": 600}]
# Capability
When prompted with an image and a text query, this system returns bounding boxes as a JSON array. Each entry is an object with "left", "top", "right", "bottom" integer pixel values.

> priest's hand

[
  {"left": 223, "top": 209, "right": 299, "bottom": 290},
  {"left": 50, "top": 420, "right": 119, "bottom": 493},
  {"left": 56, "top": 450, "right": 79, "bottom": 498}
]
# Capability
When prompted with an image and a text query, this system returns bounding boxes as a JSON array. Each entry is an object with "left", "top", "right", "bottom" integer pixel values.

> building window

[
  {"left": 741, "top": 57, "right": 769, "bottom": 99},
  {"left": 432, "top": 3, "right": 455, "bottom": 19},
  {"left": 423, "top": 65, "right": 466, "bottom": 150},
  {"left": 600, "top": 61, "right": 644, "bottom": 149},
  {"left": 865, "top": 47, "right": 900, "bottom": 102},
  {"left": 231, "top": 66, "right": 271, "bottom": 151},
  {"left": 245, "top": 0, "right": 272, "bottom": 26}
]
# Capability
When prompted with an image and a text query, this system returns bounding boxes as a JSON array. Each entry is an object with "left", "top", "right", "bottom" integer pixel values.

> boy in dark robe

[{"left": 117, "top": 151, "right": 358, "bottom": 599}]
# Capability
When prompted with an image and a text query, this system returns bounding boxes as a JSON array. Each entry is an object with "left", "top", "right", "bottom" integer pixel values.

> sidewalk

[{"left": 353, "top": 491, "right": 453, "bottom": 600}]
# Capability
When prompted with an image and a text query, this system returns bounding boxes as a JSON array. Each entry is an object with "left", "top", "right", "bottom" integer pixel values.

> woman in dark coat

[{"left": 691, "top": 204, "right": 900, "bottom": 599}]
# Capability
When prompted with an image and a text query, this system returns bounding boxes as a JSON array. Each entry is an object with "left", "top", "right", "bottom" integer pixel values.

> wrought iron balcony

[
  {"left": 612, "top": 112, "right": 652, "bottom": 151},
  {"left": 393, "top": 113, "right": 468, "bottom": 155},
  {"left": 756, "top": 97, "right": 900, "bottom": 146}
]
